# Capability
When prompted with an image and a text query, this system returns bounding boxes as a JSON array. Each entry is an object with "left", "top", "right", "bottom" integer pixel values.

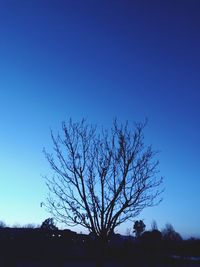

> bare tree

[
  {"left": 151, "top": 219, "right": 158, "bottom": 230},
  {"left": 43, "top": 119, "right": 163, "bottom": 245},
  {"left": 162, "top": 223, "right": 182, "bottom": 241}
]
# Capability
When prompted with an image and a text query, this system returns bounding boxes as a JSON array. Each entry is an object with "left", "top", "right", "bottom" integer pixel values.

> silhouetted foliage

[
  {"left": 41, "top": 218, "right": 58, "bottom": 231},
  {"left": 133, "top": 220, "right": 146, "bottom": 237}
]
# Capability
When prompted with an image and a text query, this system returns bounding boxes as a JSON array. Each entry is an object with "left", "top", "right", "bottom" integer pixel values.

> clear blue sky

[{"left": 0, "top": 0, "right": 199, "bottom": 238}]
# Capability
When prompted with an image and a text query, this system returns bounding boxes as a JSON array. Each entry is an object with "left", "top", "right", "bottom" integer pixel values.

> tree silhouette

[
  {"left": 44, "top": 119, "right": 163, "bottom": 245},
  {"left": 133, "top": 220, "right": 146, "bottom": 237},
  {"left": 0, "top": 220, "right": 6, "bottom": 228},
  {"left": 162, "top": 223, "right": 182, "bottom": 241},
  {"left": 151, "top": 219, "right": 158, "bottom": 230},
  {"left": 41, "top": 218, "right": 58, "bottom": 231}
]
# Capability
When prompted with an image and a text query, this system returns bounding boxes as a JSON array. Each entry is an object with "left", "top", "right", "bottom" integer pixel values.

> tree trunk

[{"left": 95, "top": 236, "right": 108, "bottom": 267}]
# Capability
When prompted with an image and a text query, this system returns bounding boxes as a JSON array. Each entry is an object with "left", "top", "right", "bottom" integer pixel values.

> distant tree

[
  {"left": 12, "top": 223, "right": 21, "bottom": 228},
  {"left": 41, "top": 218, "right": 58, "bottom": 231},
  {"left": 126, "top": 227, "right": 131, "bottom": 236},
  {"left": 151, "top": 219, "right": 158, "bottom": 230},
  {"left": 23, "top": 223, "right": 38, "bottom": 229},
  {"left": 43, "top": 119, "right": 163, "bottom": 266},
  {"left": 133, "top": 220, "right": 146, "bottom": 237},
  {"left": 162, "top": 223, "right": 182, "bottom": 241},
  {"left": 0, "top": 220, "right": 6, "bottom": 228}
]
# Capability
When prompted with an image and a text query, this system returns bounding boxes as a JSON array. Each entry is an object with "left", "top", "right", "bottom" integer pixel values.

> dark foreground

[
  {"left": 0, "top": 228, "right": 199, "bottom": 267},
  {"left": 3, "top": 259, "right": 200, "bottom": 267}
]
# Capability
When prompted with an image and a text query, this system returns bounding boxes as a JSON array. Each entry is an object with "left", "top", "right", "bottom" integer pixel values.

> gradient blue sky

[{"left": 0, "top": 0, "right": 199, "bottom": 238}]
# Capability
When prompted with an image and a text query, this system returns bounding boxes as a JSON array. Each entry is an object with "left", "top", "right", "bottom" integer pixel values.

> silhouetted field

[
  {"left": 0, "top": 228, "right": 199, "bottom": 267},
  {"left": 10, "top": 259, "right": 200, "bottom": 267}
]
